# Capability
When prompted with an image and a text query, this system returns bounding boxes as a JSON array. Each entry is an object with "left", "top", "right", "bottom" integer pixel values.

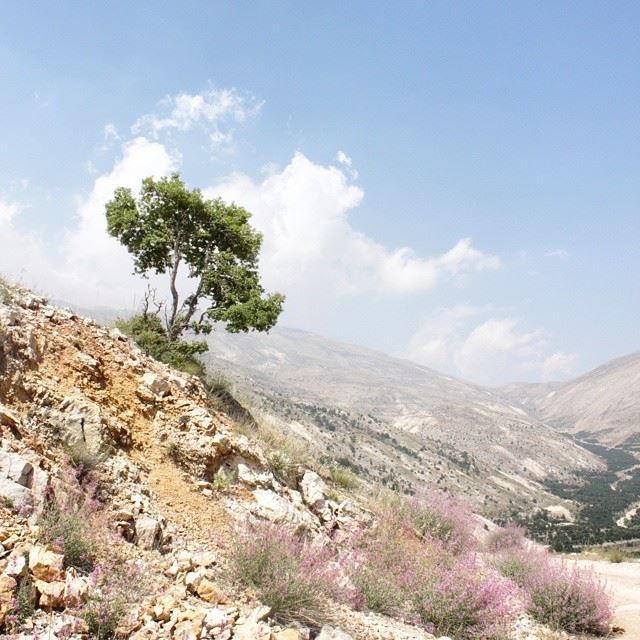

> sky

[{"left": 1, "top": 2, "right": 638, "bottom": 386}]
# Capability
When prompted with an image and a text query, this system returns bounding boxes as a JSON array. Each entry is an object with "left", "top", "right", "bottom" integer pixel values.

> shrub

[
  {"left": 527, "top": 561, "right": 612, "bottom": 635},
  {"left": 484, "top": 524, "right": 526, "bottom": 553},
  {"left": 13, "top": 573, "right": 36, "bottom": 622},
  {"left": 490, "top": 547, "right": 545, "bottom": 588},
  {"left": 329, "top": 465, "right": 358, "bottom": 490},
  {"left": 116, "top": 313, "right": 207, "bottom": 376},
  {"left": 349, "top": 521, "right": 439, "bottom": 619},
  {"left": 212, "top": 467, "right": 235, "bottom": 491},
  {"left": 412, "top": 556, "right": 524, "bottom": 640},
  {"left": 38, "top": 461, "right": 101, "bottom": 573},
  {"left": 604, "top": 547, "right": 627, "bottom": 563},
  {"left": 231, "top": 522, "right": 347, "bottom": 625},
  {"left": 39, "top": 505, "right": 97, "bottom": 573},
  {"left": 267, "top": 451, "right": 296, "bottom": 484},
  {"left": 407, "top": 490, "right": 476, "bottom": 555},
  {"left": 83, "top": 553, "right": 148, "bottom": 639}
]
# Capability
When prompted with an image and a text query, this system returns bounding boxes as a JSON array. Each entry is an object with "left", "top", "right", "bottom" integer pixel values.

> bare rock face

[
  {"left": 135, "top": 516, "right": 164, "bottom": 550},
  {"left": 0, "top": 575, "right": 17, "bottom": 626},
  {"left": 0, "top": 450, "right": 35, "bottom": 513},
  {"left": 28, "top": 545, "right": 64, "bottom": 582}
]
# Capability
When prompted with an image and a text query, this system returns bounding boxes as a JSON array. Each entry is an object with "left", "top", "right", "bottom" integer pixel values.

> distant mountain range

[
  {"left": 200, "top": 326, "right": 603, "bottom": 515},
  {"left": 502, "top": 352, "right": 640, "bottom": 450}
]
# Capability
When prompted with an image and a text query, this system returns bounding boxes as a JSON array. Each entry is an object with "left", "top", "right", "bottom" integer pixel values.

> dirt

[{"left": 572, "top": 558, "right": 640, "bottom": 639}]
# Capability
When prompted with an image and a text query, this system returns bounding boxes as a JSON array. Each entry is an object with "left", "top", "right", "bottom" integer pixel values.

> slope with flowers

[{"left": 0, "top": 281, "right": 614, "bottom": 640}]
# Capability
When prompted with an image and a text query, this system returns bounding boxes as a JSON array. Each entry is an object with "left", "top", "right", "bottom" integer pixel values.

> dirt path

[{"left": 572, "top": 559, "right": 640, "bottom": 639}]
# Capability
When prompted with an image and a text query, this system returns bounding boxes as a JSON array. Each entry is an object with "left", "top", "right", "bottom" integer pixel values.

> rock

[
  {"left": 75, "top": 352, "right": 101, "bottom": 378},
  {"left": 195, "top": 578, "right": 226, "bottom": 604},
  {"left": 0, "top": 574, "right": 17, "bottom": 626},
  {"left": 0, "top": 450, "right": 34, "bottom": 486},
  {"left": 4, "top": 548, "right": 28, "bottom": 577},
  {"left": 173, "top": 620, "right": 200, "bottom": 640},
  {"left": 184, "top": 569, "right": 204, "bottom": 592},
  {"left": 233, "top": 621, "right": 271, "bottom": 640},
  {"left": 203, "top": 608, "right": 229, "bottom": 630},
  {"left": 316, "top": 627, "right": 354, "bottom": 640},
  {"left": 140, "top": 372, "right": 171, "bottom": 397},
  {"left": 64, "top": 569, "right": 90, "bottom": 606},
  {"left": 135, "top": 516, "right": 163, "bottom": 550},
  {"left": 29, "top": 545, "right": 64, "bottom": 581},
  {"left": 300, "top": 471, "right": 326, "bottom": 507},
  {"left": 0, "top": 405, "right": 20, "bottom": 429},
  {"left": 237, "top": 462, "right": 273, "bottom": 488},
  {"left": 35, "top": 579, "right": 66, "bottom": 609},
  {"left": 274, "top": 630, "right": 303, "bottom": 640},
  {"left": 192, "top": 550, "right": 216, "bottom": 568},
  {"left": 0, "top": 478, "right": 32, "bottom": 512}
]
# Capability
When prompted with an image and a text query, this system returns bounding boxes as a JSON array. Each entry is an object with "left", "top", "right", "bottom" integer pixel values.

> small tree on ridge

[{"left": 105, "top": 173, "right": 284, "bottom": 343}]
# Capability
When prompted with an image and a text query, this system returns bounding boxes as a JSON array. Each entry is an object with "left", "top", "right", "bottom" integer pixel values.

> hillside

[
  {"left": 0, "top": 282, "right": 619, "bottom": 639},
  {"left": 503, "top": 352, "right": 640, "bottom": 449},
  {"left": 201, "top": 327, "right": 601, "bottom": 515}
]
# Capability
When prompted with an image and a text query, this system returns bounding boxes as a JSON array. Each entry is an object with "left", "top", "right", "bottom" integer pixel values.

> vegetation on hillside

[{"left": 105, "top": 174, "right": 284, "bottom": 345}]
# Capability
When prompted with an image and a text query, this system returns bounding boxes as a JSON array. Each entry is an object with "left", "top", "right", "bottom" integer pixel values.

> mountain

[
  {"left": 201, "top": 326, "right": 601, "bottom": 515},
  {"left": 503, "top": 352, "right": 640, "bottom": 450}
]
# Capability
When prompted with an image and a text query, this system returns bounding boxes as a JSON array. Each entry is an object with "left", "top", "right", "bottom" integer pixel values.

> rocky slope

[
  {"left": 200, "top": 327, "right": 601, "bottom": 515},
  {"left": 0, "top": 283, "right": 441, "bottom": 640},
  {"left": 503, "top": 352, "right": 640, "bottom": 449}
]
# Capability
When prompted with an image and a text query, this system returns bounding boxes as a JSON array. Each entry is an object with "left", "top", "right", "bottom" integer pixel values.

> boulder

[
  {"left": 237, "top": 462, "right": 273, "bottom": 488},
  {"left": 0, "top": 450, "right": 34, "bottom": 486},
  {"left": 140, "top": 372, "right": 171, "bottom": 397},
  {"left": 195, "top": 578, "right": 226, "bottom": 604},
  {"left": 299, "top": 471, "right": 327, "bottom": 510},
  {"left": 4, "top": 548, "right": 28, "bottom": 578},
  {"left": 29, "top": 545, "right": 64, "bottom": 581},
  {"left": 0, "top": 574, "right": 17, "bottom": 626},
  {"left": 135, "top": 516, "right": 163, "bottom": 550},
  {"left": 274, "top": 630, "right": 303, "bottom": 640},
  {"left": 35, "top": 579, "right": 66, "bottom": 609}
]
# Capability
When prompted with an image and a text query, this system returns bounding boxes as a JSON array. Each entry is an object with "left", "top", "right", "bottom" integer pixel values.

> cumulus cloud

[
  {"left": 0, "top": 137, "right": 178, "bottom": 306},
  {"left": 407, "top": 309, "right": 576, "bottom": 385},
  {"left": 132, "top": 88, "right": 263, "bottom": 152},
  {"left": 208, "top": 153, "right": 501, "bottom": 303}
]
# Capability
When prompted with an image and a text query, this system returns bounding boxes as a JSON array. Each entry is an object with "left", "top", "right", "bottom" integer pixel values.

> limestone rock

[
  {"left": 135, "top": 516, "right": 163, "bottom": 550},
  {"left": 29, "top": 545, "right": 64, "bottom": 581},
  {"left": 140, "top": 372, "right": 171, "bottom": 397},
  {"left": 316, "top": 626, "right": 354, "bottom": 640},
  {"left": 195, "top": 578, "right": 226, "bottom": 604},
  {"left": 0, "top": 450, "right": 34, "bottom": 486},
  {"left": 0, "top": 574, "right": 17, "bottom": 625},
  {"left": 35, "top": 579, "right": 66, "bottom": 609},
  {"left": 4, "top": 548, "right": 28, "bottom": 577}
]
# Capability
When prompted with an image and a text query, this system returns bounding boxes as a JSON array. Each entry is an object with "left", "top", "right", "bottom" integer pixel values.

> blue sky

[{"left": 1, "top": 2, "right": 638, "bottom": 384}]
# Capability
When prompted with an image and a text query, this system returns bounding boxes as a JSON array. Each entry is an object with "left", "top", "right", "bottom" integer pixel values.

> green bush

[
  {"left": 116, "top": 313, "right": 207, "bottom": 376},
  {"left": 13, "top": 573, "right": 36, "bottom": 622},
  {"left": 329, "top": 465, "right": 359, "bottom": 490},
  {"left": 38, "top": 504, "right": 96, "bottom": 573}
]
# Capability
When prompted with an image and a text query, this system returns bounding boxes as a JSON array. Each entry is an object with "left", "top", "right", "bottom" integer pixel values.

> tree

[{"left": 105, "top": 174, "right": 284, "bottom": 343}]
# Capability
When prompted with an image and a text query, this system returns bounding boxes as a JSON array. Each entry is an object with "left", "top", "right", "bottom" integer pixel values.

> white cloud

[
  {"left": 132, "top": 88, "right": 262, "bottom": 152},
  {"left": 0, "top": 138, "right": 178, "bottom": 306},
  {"left": 0, "top": 199, "right": 22, "bottom": 224},
  {"left": 407, "top": 310, "right": 576, "bottom": 385},
  {"left": 540, "top": 351, "right": 576, "bottom": 380},
  {"left": 208, "top": 153, "right": 501, "bottom": 306}
]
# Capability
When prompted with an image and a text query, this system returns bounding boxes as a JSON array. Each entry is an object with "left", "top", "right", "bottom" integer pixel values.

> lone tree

[{"left": 105, "top": 174, "right": 284, "bottom": 345}]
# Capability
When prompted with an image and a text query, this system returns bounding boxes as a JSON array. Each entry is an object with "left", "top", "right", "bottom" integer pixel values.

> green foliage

[
  {"left": 38, "top": 505, "right": 96, "bottom": 573},
  {"left": 329, "top": 465, "right": 359, "bottom": 490},
  {"left": 212, "top": 467, "right": 235, "bottom": 491},
  {"left": 105, "top": 174, "right": 284, "bottom": 342},
  {"left": 13, "top": 573, "right": 36, "bottom": 622},
  {"left": 0, "top": 276, "right": 14, "bottom": 304},
  {"left": 116, "top": 313, "right": 206, "bottom": 376}
]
